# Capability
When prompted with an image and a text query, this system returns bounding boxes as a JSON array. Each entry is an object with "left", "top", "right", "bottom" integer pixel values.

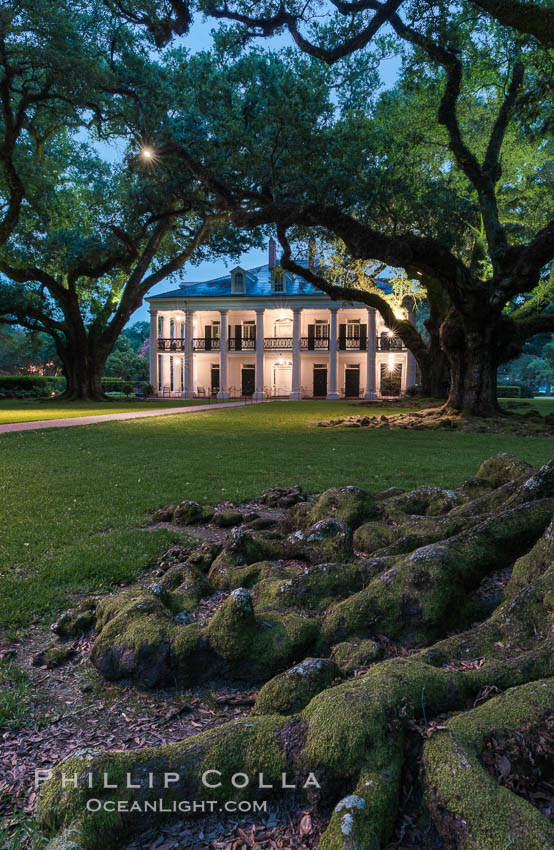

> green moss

[
  {"left": 322, "top": 499, "right": 554, "bottom": 645},
  {"left": 38, "top": 716, "right": 290, "bottom": 850},
  {"left": 253, "top": 658, "right": 343, "bottom": 715},
  {"left": 330, "top": 639, "right": 381, "bottom": 672},
  {"left": 353, "top": 522, "right": 396, "bottom": 554},
  {"left": 208, "top": 530, "right": 271, "bottom": 588},
  {"left": 213, "top": 509, "right": 243, "bottom": 528},
  {"left": 424, "top": 677, "right": 554, "bottom": 850},
  {"left": 307, "top": 486, "right": 377, "bottom": 530},
  {"left": 252, "top": 562, "right": 366, "bottom": 613},
  {"left": 507, "top": 518, "right": 554, "bottom": 597},
  {"left": 476, "top": 453, "right": 534, "bottom": 486}
]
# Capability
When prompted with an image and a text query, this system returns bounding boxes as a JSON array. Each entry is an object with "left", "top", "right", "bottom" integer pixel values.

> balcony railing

[
  {"left": 264, "top": 337, "right": 293, "bottom": 350},
  {"left": 228, "top": 338, "right": 256, "bottom": 351},
  {"left": 300, "top": 337, "right": 329, "bottom": 350},
  {"left": 193, "top": 338, "right": 220, "bottom": 351},
  {"left": 158, "top": 338, "right": 185, "bottom": 351},
  {"left": 339, "top": 338, "right": 367, "bottom": 351},
  {"left": 377, "top": 337, "right": 406, "bottom": 351},
  {"left": 158, "top": 335, "right": 403, "bottom": 354}
]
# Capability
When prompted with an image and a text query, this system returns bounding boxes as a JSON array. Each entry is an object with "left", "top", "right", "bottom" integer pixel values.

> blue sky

[{"left": 107, "top": 16, "right": 402, "bottom": 324}]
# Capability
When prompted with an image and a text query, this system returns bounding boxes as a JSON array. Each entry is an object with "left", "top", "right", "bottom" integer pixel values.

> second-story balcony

[
  {"left": 228, "top": 337, "right": 256, "bottom": 351},
  {"left": 377, "top": 337, "right": 406, "bottom": 351},
  {"left": 264, "top": 337, "right": 293, "bottom": 350},
  {"left": 300, "top": 337, "right": 329, "bottom": 350},
  {"left": 158, "top": 338, "right": 185, "bottom": 351},
  {"left": 339, "top": 337, "right": 367, "bottom": 351},
  {"left": 193, "top": 338, "right": 220, "bottom": 351}
]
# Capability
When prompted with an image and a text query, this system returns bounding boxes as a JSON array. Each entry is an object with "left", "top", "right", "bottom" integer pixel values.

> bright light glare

[
  {"left": 387, "top": 329, "right": 394, "bottom": 338},
  {"left": 141, "top": 146, "right": 154, "bottom": 159},
  {"left": 388, "top": 355, "right": 395, "bottom": 373}
]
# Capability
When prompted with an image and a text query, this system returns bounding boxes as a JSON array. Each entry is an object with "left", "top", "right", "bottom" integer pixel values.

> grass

[
  {"left": 0, "top": 399, "right": 552, "bottom": 636},
  {"left": 0, "top": 660, "right": 33, "bottom": 730},
  {"left": 0, "top": 397, "right": 230, "bottom": 425},
  {"left": 0, "top": 807, "right": 47, "bottom": 850}
]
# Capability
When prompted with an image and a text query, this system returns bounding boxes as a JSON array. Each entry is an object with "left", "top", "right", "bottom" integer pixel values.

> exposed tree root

[{"left": 38, "top": 454, "right": 554, "bottom": 849}]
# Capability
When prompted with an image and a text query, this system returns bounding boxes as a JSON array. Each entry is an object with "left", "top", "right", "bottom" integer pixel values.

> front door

[
  {"left": 345, "top": 366, "right": 360, "bottom": 397},
  {"left": 272, "top": 361, "right": 292, "bottom": 396},
  {"left": 241, "top": 366, "right": 255, "bottom": 396},
  {"left": 313, "top": 366, "right": 327, "bottom": 397},
  {"left": 211, "top": 365, "right": 220, "bottom": 395}
]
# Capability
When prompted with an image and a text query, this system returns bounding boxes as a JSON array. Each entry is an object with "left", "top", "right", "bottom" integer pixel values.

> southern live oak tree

[
  {"left": 0, "top": 0, "right": 255, "bottom": 400},
  {"left": 0, "top": 137, "right": 242, "bottom": 399},
  {"left": 0, "top": 0, "right": 132, "bottom": 251},
  {"left": 133, "top": 0, "right": 553, "bottom": 416}
]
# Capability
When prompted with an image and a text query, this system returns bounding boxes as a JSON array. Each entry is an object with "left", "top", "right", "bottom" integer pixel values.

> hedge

[
  {"left": 497, "top": 383, "right": 534, "bottom": 399},
  {"left": 0, "top": 375, "right": 65, "bottom": 397},
  {"left": 101, "top": 379, "right": 153, "bottom": 395}
]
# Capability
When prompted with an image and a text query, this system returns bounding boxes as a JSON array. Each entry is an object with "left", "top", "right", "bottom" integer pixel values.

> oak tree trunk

[
  {"left": 58, "top": 343, "right": 109, "bottom": 401},
  {"left": 441, "top": 309, "right": 501, "bottom": 417}
]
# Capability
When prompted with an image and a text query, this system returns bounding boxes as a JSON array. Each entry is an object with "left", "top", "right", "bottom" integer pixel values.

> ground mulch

[
  {"left": 0, "top": 630, "right": 257, "bottom": 820},
  {"left": 123, "top": 804, "right": 327, "bottom": 850},
  {"left": 482, "top": 711, "right": 554, "bottom": 823}
]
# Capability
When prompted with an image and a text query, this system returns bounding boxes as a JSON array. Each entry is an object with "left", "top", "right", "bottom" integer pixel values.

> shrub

[
  {"left": 101, "top": 378, "right": 152, "bottom": 395},
  {"left": 0, "top": 375, "right": 65, "bottom": 397},
  {"left": 497, "top": 383, "right": 534, "bottom": 399}
]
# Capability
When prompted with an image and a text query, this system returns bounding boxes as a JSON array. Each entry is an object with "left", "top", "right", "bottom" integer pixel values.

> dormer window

[
  {"left": 271, "top": 268, "right": 286, "bottom": 294},
  {"left": 231, "top": 267, "right": 246, "bottom": 294}
]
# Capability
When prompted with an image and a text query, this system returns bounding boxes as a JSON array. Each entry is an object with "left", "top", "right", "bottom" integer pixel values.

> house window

[
  {"left": 157, "top": 355, "right": 162, "bottom": 391},
  {"left": 242, "top": 320, "right": 255, "bottom": 340},
  {"left": 169, "top": 356, "right": 174, "bottom": 392},
  {"left": 274, "top": 278, "right": 284, "bottom": 293},
  {"left": 347, "top": 319, "right": 360, "bottom": 338},
  {"left": 157, "top": 315, "right": 163, "bottom": 337},
  {"left": 169, "top": 319, "right": 175, "bottom": 338},
  {"left": 315, "top": 320, "right": 329, "bottom": 338},
  {"left": 212, "top": 321, "right": 221, "bottom": 339}
]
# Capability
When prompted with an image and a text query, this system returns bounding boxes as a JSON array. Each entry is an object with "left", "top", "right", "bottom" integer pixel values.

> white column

[
  {"left": 364, "top": 308, "right": 378, "bottom": 399},
  {"left": 158, "top": 314, "right": 166, "bottom": 394},
  {"left": 406, "top": 308, "right": 418, "bottom": 391},
  {"left": 217, "top": 310, "right": 229, "bottom": 399},
  {"left": 290, "top": 308, "right": 302, "bottom": 399},
  {"left": 327, "top": 306, "right": 340, "bottom": 400},
  {"left": 253, "top": 309, "right": 266, "bottom": 399},
  {"left": 149, "top": 309, "right": 159, "bottom": 394},
  {"left": 182, "top": 310, "right": 195, "bottom": 399}
]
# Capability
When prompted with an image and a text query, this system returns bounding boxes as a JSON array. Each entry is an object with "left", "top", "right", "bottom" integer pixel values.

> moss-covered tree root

[{"left": 38, "top": 454, "right": 554, "bottom": 849}]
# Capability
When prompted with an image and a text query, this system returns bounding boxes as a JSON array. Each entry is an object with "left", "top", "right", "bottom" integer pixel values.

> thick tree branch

[
  {"left": 470, "top": 0, "right": 554, "bottom": 48},
  {"left": 277, "top": 225, "right": 430, "bottom": 365},
  {"left": 206, "top": 0, "right": 403, "bottom": 64}
]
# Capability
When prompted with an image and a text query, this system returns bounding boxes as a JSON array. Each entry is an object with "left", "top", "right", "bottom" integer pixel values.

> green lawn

[
  {"left": 0, "top": 400, "right": 552, "bottom": 636},
  {"left": 0, "top": 397, "right": 230, "bottom": 425}
]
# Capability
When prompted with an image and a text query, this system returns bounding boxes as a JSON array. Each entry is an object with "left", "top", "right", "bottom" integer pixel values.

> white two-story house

[{"left": 146, "top": 241, "right": 418, "bottom": 399}]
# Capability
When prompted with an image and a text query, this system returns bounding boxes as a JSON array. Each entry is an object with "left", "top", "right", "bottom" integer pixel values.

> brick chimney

[{"left": 268, "top": 237, "right": 277, "bottom": 270}]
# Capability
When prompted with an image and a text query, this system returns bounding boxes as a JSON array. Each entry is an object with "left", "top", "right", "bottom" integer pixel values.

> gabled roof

[{"left": 149, "top": 263, "right": 393, "bottom": 300}]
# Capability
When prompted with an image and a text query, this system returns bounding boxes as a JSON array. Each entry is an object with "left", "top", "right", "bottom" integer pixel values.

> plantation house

[{"left": 147, "top": 241, "right": 418, "bottom": 399}]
